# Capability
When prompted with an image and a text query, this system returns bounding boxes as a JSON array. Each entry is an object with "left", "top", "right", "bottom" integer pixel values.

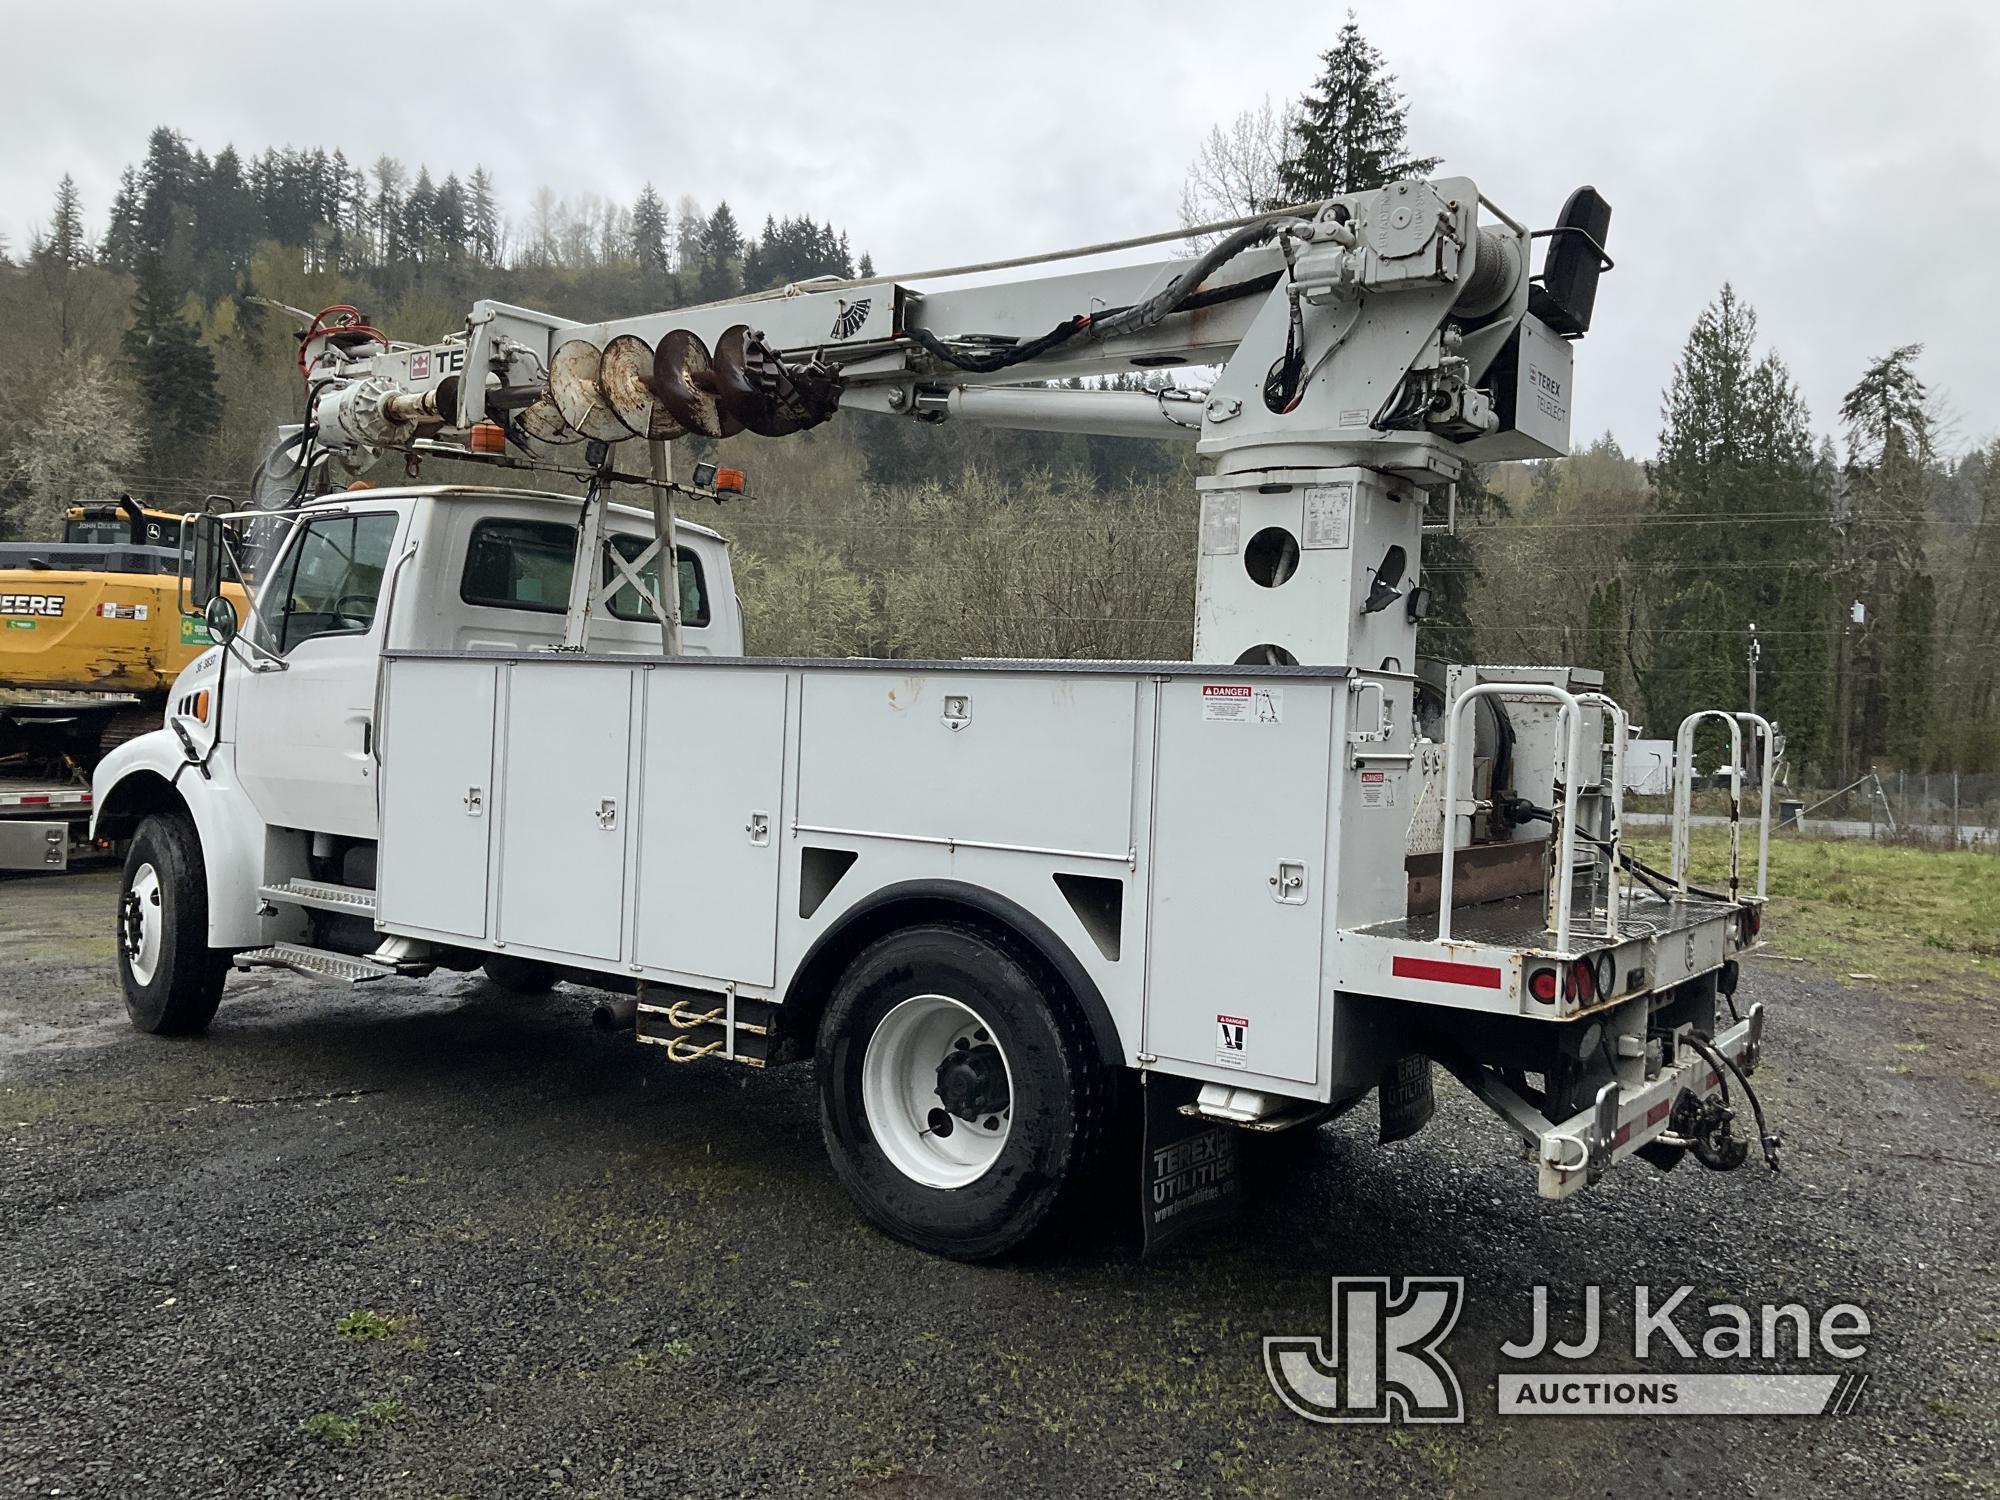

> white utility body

[{"left": 94, "top": 176, "right": 1780, "bottom": 1257}]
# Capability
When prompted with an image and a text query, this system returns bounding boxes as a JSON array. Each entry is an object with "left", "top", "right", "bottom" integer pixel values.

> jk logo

[{"left": 1264, "top": 1277, "right": 1465, "bottom": 1424}]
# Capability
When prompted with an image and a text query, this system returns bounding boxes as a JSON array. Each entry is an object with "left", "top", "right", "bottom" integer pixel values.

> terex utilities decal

[{"left": 1, "top": 593, "right": 67, "bottom": 616}]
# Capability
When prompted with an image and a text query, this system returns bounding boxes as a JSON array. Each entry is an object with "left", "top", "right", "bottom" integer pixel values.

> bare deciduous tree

[{"left": 1179, "top": 96, "right": 1299, "bottom": 245}]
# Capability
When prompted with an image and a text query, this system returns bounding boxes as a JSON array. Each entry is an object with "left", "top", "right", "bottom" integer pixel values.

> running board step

[
  {"left": 258, "top": 879, "right": 377, "bottom": 917},
  {"left": 235, "top": 943, "right": 399, "bottom": 984},
  {"left": 635, "top": 982, "right": 784, "bottom": 1067}
]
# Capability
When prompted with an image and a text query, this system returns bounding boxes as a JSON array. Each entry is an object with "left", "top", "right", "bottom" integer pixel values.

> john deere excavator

[{"left": 1, "top": 497, "right": 250, "bottom": 868}]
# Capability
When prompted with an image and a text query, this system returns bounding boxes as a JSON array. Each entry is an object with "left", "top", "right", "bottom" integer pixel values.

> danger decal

[
  {"left": 1201, "top": 683, "right": 1283, "bottom": 724},
  {"left": 1216, "top": 1013, "right": 1249, "bottom": 1068}
]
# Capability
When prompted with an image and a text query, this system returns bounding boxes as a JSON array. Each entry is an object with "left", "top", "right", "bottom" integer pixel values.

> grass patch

[
  {"left": 1627, "top": 829, "right": 2000, "bottom": 992},
  {"left": 299, "top": 1397, "right": 410, "bottom": 1446},
  {"left": 335, "top": 1308, "right": 405, "bottom": 1344},
  {"left": 299, "top": 1412, "right": 362, "bottom": 1446}
]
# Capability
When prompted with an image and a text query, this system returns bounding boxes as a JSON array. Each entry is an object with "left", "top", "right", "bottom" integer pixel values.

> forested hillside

[{"left": 3, "top": 16, "right": 1996, "bottom": 777}]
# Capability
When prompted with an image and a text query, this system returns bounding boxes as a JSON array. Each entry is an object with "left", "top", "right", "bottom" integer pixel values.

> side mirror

[
  {"left": 204, "top": 594, "right": 239, "bottom": 646},
  {"left": 187, "top": 513, "right": 228, "bottom": 608}
]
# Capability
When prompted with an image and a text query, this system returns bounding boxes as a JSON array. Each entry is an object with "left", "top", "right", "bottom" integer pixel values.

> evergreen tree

[
  {"left": 695, "top": 201, "right": 743, "bottom": 301},
  {"left": 34, "top": 175, "right": 89, "bottom": 351},
  {"left": 122, "top": 255, "right": 221, "bottom": 472},
  {"left": 1583, "top": 578, "right": 1628, "bottom": 705},
  {"left": 1640, "top": 286, "right": 1827, "bottom": 751},
  {"left": 42, "top": 174, "right": 88, "bottom": 269},
  {"left": 1884, "top": 572, "right": 1936, "bottom": 766},
  {"left": 467, "top": 166, "right": 499, "bottom": 265},
  {"left": 1278, "top": 13, "right": 1441, "bottom": 201},
  {"left": 100, "top": 166, "right": 142, "bottom": 269},
  {"left": 1837, "top": 345, "right": 1934, "bottom": 773},
  {"left": 632, "top": 184, "right": 671, "bottom": 281}
]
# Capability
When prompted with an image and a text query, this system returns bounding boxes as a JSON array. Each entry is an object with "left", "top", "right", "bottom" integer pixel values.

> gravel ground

[{"left": 4, "top": 868, "right": 1997, "bottom": 1499}]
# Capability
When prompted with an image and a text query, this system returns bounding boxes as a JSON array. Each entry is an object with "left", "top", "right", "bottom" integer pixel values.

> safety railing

[
  {"left": 1670, "top": 710, "right": 1774, "bottom": 903},
  {"left": 1439, "top": 683, "right": 1584, "bottom": 951},
  {"left": 1736, "top": 712, "right": 1775, "bottom": 900},
  {"left": 1576, "top": 691, "right": 1629, "bottom": 942}
]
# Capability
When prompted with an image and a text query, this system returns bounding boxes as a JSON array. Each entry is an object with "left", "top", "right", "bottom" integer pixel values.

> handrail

[
  {"left": 1575, "top": 692, "right": 1629, "bottom": 942},
  {"left": 1735, "top": 711, "right": 1776, "bottom": 900},
  {"left": 1672, "top": 711, "right": 1745, "bottom": 901},
  {"left": 1439, "top": 682, "right": 1584, "bottom": 951}
]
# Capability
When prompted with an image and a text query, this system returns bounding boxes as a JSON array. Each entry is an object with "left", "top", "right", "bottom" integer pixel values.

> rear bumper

[{"left": 1532, "top": 1005, "right": 1762, "bottom": 1198}]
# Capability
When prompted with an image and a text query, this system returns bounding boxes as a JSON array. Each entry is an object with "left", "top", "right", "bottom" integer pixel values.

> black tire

[
  {"left": 118, "top": 811, "right": 228, "bottom": 1035},
  {"left": 482, "top": 955, "right": 559, "bottom": 994},
  {"left": 816, "top": 921, "right": 1113, "bottom": 1261}
]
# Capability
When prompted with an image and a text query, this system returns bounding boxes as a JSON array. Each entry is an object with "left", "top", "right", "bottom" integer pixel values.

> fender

[
  {"left": 784, "top": 877, "right": 1126, "bottom": 1068},
  {"left": 92, "top": 730, "right": 305, "bottom": 950}
]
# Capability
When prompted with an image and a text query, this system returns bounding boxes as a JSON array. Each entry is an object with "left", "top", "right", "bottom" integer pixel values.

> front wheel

[
  {"left": 118, "top": 812, "right": 229, "bottom": 1035},
  {"left": 816, "top": 922, "right": 1112, "bottom": 1260}
]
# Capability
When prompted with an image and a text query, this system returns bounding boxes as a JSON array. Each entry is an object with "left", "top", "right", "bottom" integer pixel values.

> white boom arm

[{"left": 290, "top": 175, "right": 1610, "bottom": 667}]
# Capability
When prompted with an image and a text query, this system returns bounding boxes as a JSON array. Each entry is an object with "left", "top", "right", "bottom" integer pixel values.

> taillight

[
  {"left": 1592, "top": 949, "right": 1617, "bottom": 998},
  {"left": 1747, "top": 905, "right": 1763, "bottom": 940},
  {"left": 1563, "top": 962, "right": 1596, "bottom": 1005},
  {"left": 1529, "top": 967, "right": 1559, "bottom": 1004}
]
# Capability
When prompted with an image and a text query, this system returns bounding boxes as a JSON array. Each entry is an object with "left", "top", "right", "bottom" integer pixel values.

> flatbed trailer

[{"left": 0, "top": 775, "right": 99, "bottom": 871}]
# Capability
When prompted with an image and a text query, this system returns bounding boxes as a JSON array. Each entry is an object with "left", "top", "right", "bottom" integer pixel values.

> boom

[{"left": 289, "top": 176, "right": 1610, "bottom": 665}]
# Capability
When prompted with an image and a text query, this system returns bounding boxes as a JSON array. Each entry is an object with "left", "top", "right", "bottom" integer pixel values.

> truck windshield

[{"left": 459, "top": 518, "right": 709, "bottom": 626}]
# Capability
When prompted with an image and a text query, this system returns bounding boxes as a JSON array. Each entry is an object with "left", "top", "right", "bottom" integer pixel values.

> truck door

[{"left": 232, "top": 509, "right": 403, "bottom": 839}]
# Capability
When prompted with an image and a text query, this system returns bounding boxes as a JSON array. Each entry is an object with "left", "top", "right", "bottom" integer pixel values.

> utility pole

[{"left": 1746, "top": 621, "right": 1760, "bottom": 788}]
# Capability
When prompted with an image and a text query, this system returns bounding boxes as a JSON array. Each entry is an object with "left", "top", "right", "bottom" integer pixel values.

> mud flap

[
  {"left": 1140, "top": 1075, "right": 1242, "bottom": 1259},
  {"left": 1378, "top": 1055, "right": 1436, "bottom": 1145}
]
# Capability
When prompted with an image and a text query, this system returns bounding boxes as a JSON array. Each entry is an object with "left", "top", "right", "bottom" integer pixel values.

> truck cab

[
  {"left": 174, "top": 486, "right": 736, "bottom": 843},
  {"left": 93, "top": 485, "right": 738, "bottom": 938}
]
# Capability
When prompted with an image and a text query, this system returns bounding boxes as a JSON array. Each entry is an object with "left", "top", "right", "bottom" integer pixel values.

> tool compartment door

[
  {"left": 496, "top": 662, "right": 634, "bottom": 962},
  {"left": 378, "top": 659, "right": 497, "bottom": 939},
  {"left": 1143, "top": 678, "right": 1331, "bottom": 1085},
  {"left": 632, "top": 668, "right": 788, "bottom": 985}
]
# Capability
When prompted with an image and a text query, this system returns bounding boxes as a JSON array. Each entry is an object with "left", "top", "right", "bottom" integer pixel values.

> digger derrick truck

[{"left": 94, "top": 177, "right": 1783, "bottom": 1259}]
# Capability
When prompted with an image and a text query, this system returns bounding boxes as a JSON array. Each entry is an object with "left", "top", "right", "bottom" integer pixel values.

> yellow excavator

[{"left": 1, "top": 496, "right": 251, "bottom": 774}]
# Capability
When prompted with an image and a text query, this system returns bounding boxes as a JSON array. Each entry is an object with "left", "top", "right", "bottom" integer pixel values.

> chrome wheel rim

[
  {"left": 861, "top": 994, "right": 1013, "bottom": 1189},
  {"left": 123, "top": 862, "right": 163, "bottom": 986}
]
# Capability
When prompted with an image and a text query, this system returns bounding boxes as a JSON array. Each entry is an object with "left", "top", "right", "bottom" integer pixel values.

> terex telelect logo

[{"left": 1, "top": 593, "right": 67, "bottom": 617}]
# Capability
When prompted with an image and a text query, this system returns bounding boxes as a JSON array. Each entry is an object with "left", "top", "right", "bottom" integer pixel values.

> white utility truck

[{"left": 94, "top": 177, "right": 1780, "bottom": 1258}]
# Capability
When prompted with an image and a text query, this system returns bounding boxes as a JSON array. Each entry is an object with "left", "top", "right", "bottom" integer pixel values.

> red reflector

[
  {"left": 1613, "top": 1122, "right": 1632, "bottom": 1147},
  {"left": 20, "top": 795, "right": 49, "bottom": 805},
  {"left": 1393, "top": 956, "right": 1503, "bottom": 989},
  {"left": 1647, "top": 1100, "right": 1671, "bottom": 1126}
]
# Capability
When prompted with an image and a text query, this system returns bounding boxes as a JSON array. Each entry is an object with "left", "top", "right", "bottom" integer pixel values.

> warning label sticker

[
  {"left": 1359, "top": 769, "right": 1396, "bottom": 808},
  {"left": 1303, "top": 482, "right": 1354, "bottom": 549},
  {"left": 1201, "top": 684, "right": 1284, "bottom": 724},
  {"left": 1216, "top": 1014, "right": 1249, "bottom": 1068},
  {"left": 1199, "top": 492, "right": 1242, "bottom": 555},
  {"left": 97, "top": 602, "right": 149, "bottom": 621}
]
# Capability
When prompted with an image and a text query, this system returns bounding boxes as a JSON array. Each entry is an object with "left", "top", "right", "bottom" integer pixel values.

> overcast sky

[{"left": 5, "top": 1, "right": 1996, "bottom": 457}]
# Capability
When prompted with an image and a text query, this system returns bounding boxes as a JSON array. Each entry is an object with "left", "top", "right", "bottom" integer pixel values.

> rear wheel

[
  {"left": 817, "top": 921, "right": 1112, "bottom": 1260},
  {"left": 118, "top": 812, "right": 228, "bottom": 1035}
]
